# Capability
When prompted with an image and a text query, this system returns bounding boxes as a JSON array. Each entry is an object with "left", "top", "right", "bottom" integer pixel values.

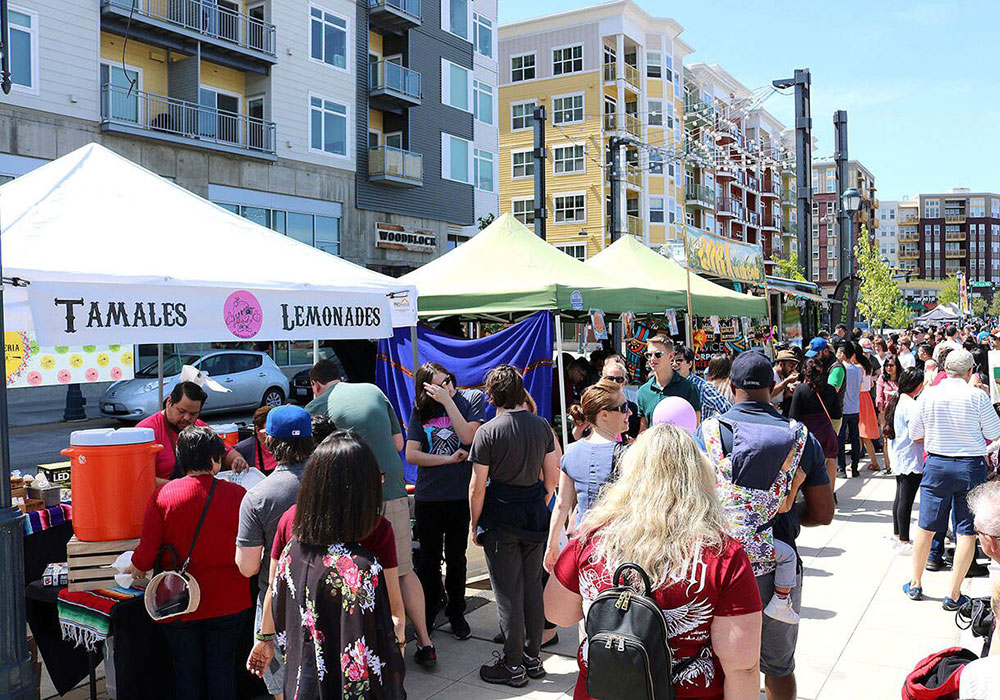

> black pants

[
  {"left": 893, "top": 472, "right": 922, "bottom": 542},
  {"left": 160, "top": 610, "right": 245, "bottom": 700},
  {"left": 482, "top": 529, "right": 545, "bottom": 667},
  {"left": 415, "top": 499, "right": 470, "bottom": 624},
  {"left": 838, "top": 413, "right": 861, "bottom": 472}
]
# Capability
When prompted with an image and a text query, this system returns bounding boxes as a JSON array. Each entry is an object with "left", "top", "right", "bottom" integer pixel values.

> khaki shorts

[{"left": 383, "top": 496, "right": 414, "bottom": 576}]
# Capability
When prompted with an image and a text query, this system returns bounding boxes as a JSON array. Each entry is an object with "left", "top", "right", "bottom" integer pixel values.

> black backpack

[{"left": 585, "top": 563, "right": 706, "bottom": 700}]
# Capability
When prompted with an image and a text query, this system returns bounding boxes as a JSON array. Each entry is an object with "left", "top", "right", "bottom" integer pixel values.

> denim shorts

[
  {"left": 917, "top": 455, "right": 987, "bottom": 536},
  {"left": 254, "top": 601, "right": 285, "bottom": 695}
]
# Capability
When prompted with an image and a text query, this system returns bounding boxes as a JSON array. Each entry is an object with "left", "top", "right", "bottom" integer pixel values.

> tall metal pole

[
  {"left": 609, "top": 137, "right": 624, "bottom": 242},
  {"left": 532, "top": 106, "right": 547, "bottom": 240},
  {"left": 772, "top": 69, "right": 812, "bottom": 279},
  {"left": 834, "top": 110, "right": 855, "bottom": 329}
]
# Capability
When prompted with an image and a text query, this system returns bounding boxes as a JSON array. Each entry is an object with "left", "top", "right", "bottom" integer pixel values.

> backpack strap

[
  {"left": 672, "top": 641, "right": 711, "bottom": 676},
  {"left": 700, "top": 418, "right": 725, "bottom": 463}
]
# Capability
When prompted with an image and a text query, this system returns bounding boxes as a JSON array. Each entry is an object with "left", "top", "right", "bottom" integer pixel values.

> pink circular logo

[
  {"left": 110, "top": 367, "right": 122, "bottom": 380},
  {"left": 85, "top": 368, "right": 99, "bottom": 382},
  {"left": 26, "top": 371, "right": 42, "bottom": 386},
  {"left": 223, "top": 291, "right": 263, "bottom": 339}
]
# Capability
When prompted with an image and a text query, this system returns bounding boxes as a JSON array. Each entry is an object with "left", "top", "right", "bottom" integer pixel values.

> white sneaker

[
  {"left": 896, "top": 541, "right": 913, "bottom": 555},
  {"left": 763, "top": 594, "right": 800, "bottom": 625}
]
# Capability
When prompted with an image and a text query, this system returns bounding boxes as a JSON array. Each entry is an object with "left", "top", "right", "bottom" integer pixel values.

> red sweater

[{"left": 132, "top": 474, "right": 251, "bottom": 622}]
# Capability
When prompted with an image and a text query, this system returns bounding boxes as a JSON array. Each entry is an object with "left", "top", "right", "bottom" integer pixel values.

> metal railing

[
  {"left": 945, "top": 249, "right": 967, "bottom": 258},
  {"left": 369, "top": 60, "right": 421, "bottom": 100},
  {"left": 369, "top": 0, "right": 421, "bottom": 22},
  {"left": 368, "top": 145, "right": 423, "bottom": 184},
  {"left": 945, "top": 213, "right": 966, "bottom": 224},
  {"left": 684, "top": 95, "right": 714, "bottom": 120},
  {"left": 100, "top": 83, "right": 276, "bottom": 154},
  {"left": 626, "top": 214, "right": 642, "bottom": 236},
  {"left": 945, "top": 231, "right": 967, "bottom": 241},
  {"left": 685, "top": 183, "right": 714, "bottom": 206},
  {"left": 899, "top": 212, "right": 919, "bottom": 224},
  {"left": 105, "top": 0, "right": 275, "bottom": 56},
  {"left": 603, "top": 112, "right": 641, "bottom": 137},
  {"left": 626, "top": 164, "right": 642, "bottom": 188},
  {"left": 623, "top": 63, "right": 640, "bottom": 88},
  {"left": 747, "top": 211, "right": 760, "bottom": 227},
  {"left": 898, "top": 232, "right": 920, "bottom": 243}
]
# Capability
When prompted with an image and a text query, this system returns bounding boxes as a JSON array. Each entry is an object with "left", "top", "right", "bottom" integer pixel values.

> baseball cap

[
  {"left": 266, "top": 404, "right": 313, "bottom": 438},
  {"left": 775, "top": 350, "right": 799, "bottom": 362},
  {"left": 731, "top": 351, "right": 775, "bottom": 390},
  {"left": 804, "top": 337, "right": 828, "bottom": 358}
]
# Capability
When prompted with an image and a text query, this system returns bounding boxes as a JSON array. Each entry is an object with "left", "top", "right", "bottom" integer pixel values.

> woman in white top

[{"left": 883, "top": 367, "right": 926, "bottom": 551}]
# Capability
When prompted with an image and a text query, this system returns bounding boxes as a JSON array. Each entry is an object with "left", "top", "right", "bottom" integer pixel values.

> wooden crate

[{"left": 67, "top": 536, "right": 146, "bottom": 592}]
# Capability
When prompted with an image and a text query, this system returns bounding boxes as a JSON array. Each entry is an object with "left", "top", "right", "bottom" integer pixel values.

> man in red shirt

[{"left": 138, "top": 382, "right": 248, "bottom": 484}]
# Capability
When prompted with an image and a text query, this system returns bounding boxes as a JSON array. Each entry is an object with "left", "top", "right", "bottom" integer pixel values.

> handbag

[{"left": 143, "top": 479, "right": 216, "bottom": 622}]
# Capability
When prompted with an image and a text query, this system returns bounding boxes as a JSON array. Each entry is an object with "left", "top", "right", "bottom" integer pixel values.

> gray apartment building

[{"left": 912, "top": 189, "right": 1000, "bottom": 283}]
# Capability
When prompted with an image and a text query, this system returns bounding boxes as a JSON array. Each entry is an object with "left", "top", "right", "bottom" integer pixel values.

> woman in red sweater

[{"left": 130, "top": 425, "right": 251, "bottom": 700}]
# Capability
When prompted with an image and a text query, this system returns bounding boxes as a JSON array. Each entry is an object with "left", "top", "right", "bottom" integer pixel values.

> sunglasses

[
  {"left": 602, "top": 375, "right": 626, "bottom": 384},
  {"left": 645, "top": 351, "right": 665, "bottom": 359},
  {"left": 435, "top": 377, "right": 454, "bottom": 387},
  {"left": 611, "top": 402, "right": 630, "bottom": 413},
  {"left": 976, "top": 530, "right": 998, "bottom": 539}
]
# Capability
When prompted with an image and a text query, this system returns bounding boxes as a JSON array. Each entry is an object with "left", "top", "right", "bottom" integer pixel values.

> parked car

[
  {"left": 290, "top": 369, "right": 312, "bottom": 405},
  {"left": 100, "top": 350, "right": 289, "bottom": 422}
]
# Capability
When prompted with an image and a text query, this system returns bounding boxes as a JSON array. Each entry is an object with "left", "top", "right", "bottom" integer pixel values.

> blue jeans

[
  {"left": 161, "top": 610, "right": 246, "bottom": 700},
  {"left": 929, "top": 510, "right": 958, "bottom": 562}
]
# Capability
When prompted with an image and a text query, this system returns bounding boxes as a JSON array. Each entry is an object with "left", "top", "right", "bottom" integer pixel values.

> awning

[{"left": 766, "top": 276, "right": 830, "bottom": 305}]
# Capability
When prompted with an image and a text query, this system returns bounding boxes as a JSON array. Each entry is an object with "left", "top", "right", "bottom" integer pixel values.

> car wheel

[{"left": 261, "top": 387, "right": 285, "bottom": 408}]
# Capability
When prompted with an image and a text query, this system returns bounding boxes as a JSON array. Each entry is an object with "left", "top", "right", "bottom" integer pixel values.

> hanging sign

[
  {"left": 740, "top": 316, "right": 751, "bottom": 338},
  {"left": 620, "top": 311, "right": 635, "bottom": 339},
  {"left": 685, "top": 226, "right": 765, "bottom": 284},
  {"left": 719, "top": 318, "right": 738, "bottom": 342},
  {"left": 29, "top": 283, "right": 393, "bottom": 345},
  {"left": 665, "top": 309, "right": 679, "bottom": 336},
  {"left": 959, "top": 272, "right": 971, "bottom": 316},
  {"left": 589, "top": 309, "right": 608, "bottom": 341},
  {"left": 6, "top": 331, "right": 135, "bottom": 388},
  {"left": 570, "top": 290, "right": 584, "bottom": 311},
  {"left": 710, "top": 315, "right": 721, "bottom": 334}
]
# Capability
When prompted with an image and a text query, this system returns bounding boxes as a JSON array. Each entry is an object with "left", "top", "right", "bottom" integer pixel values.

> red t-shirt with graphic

[{"left": 554, "top": 531, "right": 761, "bottom": 700}]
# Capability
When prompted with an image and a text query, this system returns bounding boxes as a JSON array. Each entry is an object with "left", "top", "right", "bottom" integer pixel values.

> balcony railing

[
  {"left": 604, "top": 112, "right": 641, "bottom": 137},
  {"left": 368, "top": 145, "right": 423, "bottom": 186},
  {"left": 747, "top": 211, "right": 760, "bottom": 227},
  {"left": 626, "top": 164, "right": 642, "bottom": 189},
  {"left": 899, "top": 212, "right": 919, "bottom": 224},
  {"left": 100, "top": 83, "right": 275, "bottom": 155},
  {"left": 945, "top": 249, "right": 967, "bottom": 259},
  {"left": 626, "top": 214, "right": 642, "bottom": 236},
  {"left": 945, "top": 231, "right": 967, "bottom": 241},
  {"left": 685, "top": 183, "right": 714, "bottom": 208},
  {"left": 899, "top": 249, "right": 920, "bottom": 260},
  {"left": 368, "top": 0, "right": 421, "bottom": 28},
  {"left": 945, "top": 213, "right": 966, "bottom": 224},
  {"left": 623, "top": 63, "right": 640, "bottom": 88},
  {"left": 369, "top": 60, "right": 421, "bottom": 107},
  {"left": 104, "top": 0, "right": 275, "bottom": 57},
  {"left": 684, "top": 95, "right": 714, "bottom": 123},
  {"left": 898, "top": 231, "right": 920, "bottom": 243}
]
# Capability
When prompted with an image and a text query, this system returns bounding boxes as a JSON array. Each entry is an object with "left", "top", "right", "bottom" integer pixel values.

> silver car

[{"left": 99, "top": 351, "right": 290, "bottom": 422}]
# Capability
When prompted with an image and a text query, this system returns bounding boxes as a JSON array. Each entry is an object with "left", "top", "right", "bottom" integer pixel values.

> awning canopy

[{"left": 766, "top": 276, "right": 830, "bottom": 304}]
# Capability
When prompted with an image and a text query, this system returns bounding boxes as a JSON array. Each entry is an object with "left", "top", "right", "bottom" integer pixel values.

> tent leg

[
  {"left": 555, "top": 313, "right": 569, "bottom": 447},
  {"left": 410, "top": 326, "right": 419, "bottom": 378},
  {"left": 312, "top": 339, "right": 321, "bottom": 364},
  {"left": 157, "top": 344, "right": 164, "bottom": 409}
]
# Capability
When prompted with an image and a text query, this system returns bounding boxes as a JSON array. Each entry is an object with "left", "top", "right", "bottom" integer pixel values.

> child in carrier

[{"left": 766, "top": 468, "right": 807, "bottom": 625}]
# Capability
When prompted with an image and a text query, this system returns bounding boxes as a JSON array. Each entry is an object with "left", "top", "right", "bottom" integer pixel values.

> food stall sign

[{"left": 685, "top": 227, "right": 765, "bottom": 285}]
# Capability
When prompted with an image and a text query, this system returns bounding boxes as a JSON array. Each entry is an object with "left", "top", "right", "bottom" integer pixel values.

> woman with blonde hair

[{"left": 544, "top": 424, "right": 762, "bottom": 700}]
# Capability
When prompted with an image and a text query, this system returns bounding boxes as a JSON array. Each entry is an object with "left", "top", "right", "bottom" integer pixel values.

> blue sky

[{"left": 499, "top": 1, "right": 999, "bottom": 202}]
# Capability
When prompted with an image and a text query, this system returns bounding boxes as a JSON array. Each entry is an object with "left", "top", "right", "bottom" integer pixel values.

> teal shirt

[
  {"left": 307, "top": 382, "right": 405, "bottom": 501},
  {"left": 636, "top": 371, "right": 703, "bottom": 425}
]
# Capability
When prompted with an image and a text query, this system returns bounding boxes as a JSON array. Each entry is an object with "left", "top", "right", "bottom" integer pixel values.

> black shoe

[
  {"left": 414, "top": 645, "right": 437, "bottom": 668},
  {"left": 540, "top": 632, "right": 559, "bottom": 649},
  {"left": 480, "top": 652, "right": 528, "bottom": 687},
  {"left": 493, "top": 631, "right": 504, "bottom": 644},
  {"left": 522, "top": 653, "right": 546, "bottom": 679},
  {"left": 925, "top": 558, "right": 949, "bottom": 572},
  {"left": 450, "top": 615, "right": 471, "bottom": 640},
  {"left": 966, "top": 561, "right": 990, "bottom": 578},
  {"left": 851, "top": 467, "right": 860, "bottom": 478},
  {"left": 837, "top": 468, "right": 847, "bottom": 479}
]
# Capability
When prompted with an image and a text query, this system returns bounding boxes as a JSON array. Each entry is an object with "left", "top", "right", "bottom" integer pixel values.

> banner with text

[
  {"left": 5, "top": 331, "right": 135, "bottom": 388},
  {"left": 29, "top": 283, "right": 393, "bottom": 345},
  {"left": 685, "top": 225, "right": 766, "bottom": 284}
]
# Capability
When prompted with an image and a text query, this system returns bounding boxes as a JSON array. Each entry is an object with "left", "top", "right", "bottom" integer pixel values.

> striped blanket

[
  {"left": 23, "top": 503, "right": 72, "bottom": 535},
  {"left": 57, "top": 587, "right": 140, "bottom": 651}
]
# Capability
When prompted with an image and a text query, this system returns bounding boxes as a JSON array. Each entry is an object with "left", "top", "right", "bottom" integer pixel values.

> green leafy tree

[
  {"left": 937, "top": 274, "right": 959, "bottom": 306},
  {"left": 854, "top": 227, "right": 910, "bottom": 329},
  {"left": 774, "top": 253, "right": 806, "bottom": 282},
  {"left": 989, "top": 294, "right": 1000, "bottom": 320},
  {"left": 477, "top": 213, "right": 496, "bottom": 230}
]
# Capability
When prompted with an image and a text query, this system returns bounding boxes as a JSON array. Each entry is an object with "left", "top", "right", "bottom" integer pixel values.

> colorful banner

[
  {"left": 589, "top": 309, "right": 608, "bottom": 341},
  {"left": 665, "top": 309, "right": 679, "bottom": 336},
  {"left": 5, "top": 331, "right": 134, "bottom": 388},
  {"left": 624, "top": 321, "right": 663, "bottom": 384},
  {"left": 376, "top": 311, "right": 554, "bottom": 483},
  {"left": 621, "top": 311, "right": 635, "bottom": 340},
  {"left": 685, "top": 226, "right": 766, "bottom": 284},
  {"left": 959, "top": 272, "right": 971, "bottom": 316}
]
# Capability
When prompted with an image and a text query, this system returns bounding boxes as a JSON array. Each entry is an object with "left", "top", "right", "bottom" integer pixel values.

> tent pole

[
  {"left": 555, "top": 312, "right": 569, "bottom": 447},
  {"left": 682, "top": 228, "right": 694, "bottom": 347},
  {"left": 410, "top": 325, "right": 419, "bottom": 379},
  {"left": 312, "top": 339, "right": 320, "bottom": 364},
  {"left": 157, "top": 343, "right": 164, "bottom": 409},
  {"left": 764, "top": 277, "right": 775, "bottom": 355}
]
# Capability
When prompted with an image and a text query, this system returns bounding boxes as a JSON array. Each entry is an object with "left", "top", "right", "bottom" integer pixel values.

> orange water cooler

[
  {"left": 211, "top": 423, "right": 240, "bottom": 448},
  {"left": 62, "top": 428, "right": 162, "bottom": 542}
]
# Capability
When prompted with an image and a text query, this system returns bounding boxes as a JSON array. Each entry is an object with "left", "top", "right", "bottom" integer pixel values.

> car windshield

[{"left": 136, "top": 354, "right": 201, "bottom": 378}]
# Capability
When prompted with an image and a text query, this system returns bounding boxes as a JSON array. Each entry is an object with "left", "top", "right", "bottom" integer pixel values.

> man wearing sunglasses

[{"left": 635, "top": 334, "right": 702, "bottom": 432}]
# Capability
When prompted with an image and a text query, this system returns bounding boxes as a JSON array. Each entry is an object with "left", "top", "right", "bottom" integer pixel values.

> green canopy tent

[{"left": 585, "top": 235, "right": 767, "bottom": 318}]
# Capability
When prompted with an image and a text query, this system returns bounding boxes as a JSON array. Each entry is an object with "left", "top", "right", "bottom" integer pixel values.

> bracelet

[{"left": 255, "top": 631, "right": 275, "bottom": 642}]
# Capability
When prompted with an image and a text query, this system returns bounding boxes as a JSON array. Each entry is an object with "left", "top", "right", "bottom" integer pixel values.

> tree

[
  {"left": 774, "top": 253, "right": 806, "bottom": 282},
  {"left": 989, "top": 294, "right": 1000, "bottom": 320},
  {"left": 477, "top": 213, "right": 496, "bottom": 230},
  {"left": 854, "top": 226, "right": 910, "bottom": 329},
  {"left": 937, "top": 274, "right": 959, "bottom": 305}
]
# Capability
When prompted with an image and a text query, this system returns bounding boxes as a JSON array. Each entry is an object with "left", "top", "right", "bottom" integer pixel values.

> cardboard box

[
  {"left": 37, "top": 461, "right": 71, "bottom": 487},
  {"left": 26, "top": 485, "right": 61, "bottom": 508},
  {"left": 11, "top": 487, "right": 26, "bottom": 500}
]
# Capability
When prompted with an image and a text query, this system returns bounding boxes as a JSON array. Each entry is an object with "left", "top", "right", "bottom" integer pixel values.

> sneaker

[
  {"left": 450, "top": 615, "right": 471, "bottom": 641},
  {"left": 836, "top": 468, "right": 847, "bottom": 479},
  {"left": 943, "top": 594, "right": 971, "bottom": 612},
  {"left": 896, "top": 541, "right": 914, "bottom": 555},
  {"left": 480, "top": 652, "right": 528, "bottom": 687},
  {"left": 925, "top": 558, "right": 949, "bottom": 572},
  {"left": 522, "top": 653, "right": 546, "bottom": 679},
  {"left": 902, "top": 582, "right": 923, "bottom": 601},
  {"left": 763, "top": 594, "right": 800, "bottom": 625},
  {"left": 414, "top": 645, "right": 437, "bottom": 668}
]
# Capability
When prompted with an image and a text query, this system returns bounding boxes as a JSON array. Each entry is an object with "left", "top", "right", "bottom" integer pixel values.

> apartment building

[
  {"left": 497, "top": 0, "right": 691, "bottom": 260},
  {"left": 877, "top": 200, "right": 900, "bottom": 269},
  {"left": 0, "top": 0, "right": 498, "bottom": 278},
  {"left": 897, "top": 199, "right": 920, "bottom": 276},
  {"left": 810, "top": 159, "right": 878, "bottom": 291},
  {"left": 912, "top": 189, "right": 1000, "bottom": 282},
  {"left": 684, "top": 64, "right": 793, "bottom": 273}
]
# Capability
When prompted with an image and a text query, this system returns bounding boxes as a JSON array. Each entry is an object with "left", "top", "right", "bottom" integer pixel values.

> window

[
  {"left": 556, "top": 243, "right": 587, "bottom": 261},
  {"left": 552, "top": 94, "right": 584, "bottom": 124},
  {"left": 553, "top": 45, "right": 583, "bottom": 75},
  {"left": 9, "top": 7, "right": 36, "bottom": 92},
  {"left": 648, "top": 152, "right": 663, "bottom": 175},
  {"left": 971, "top": 198, "right": 986, "bottom": 218},
  {"left": 663, "top": 54, "right": 673, "bottom": 82},
  {"left": 647, "top": 100, "right": 662, "bottom": 126},
  {"left": 511, "top": 101, "right": 535, "bottom": 130},
  {"left": 474, "top": 149, "right": 494, "bottom": 192},
  {"left": 511, "top": 150, "right": 533, "bottom": 179},
  {"left": 554, "top": 194, "right": 585, "bottom": 223},
  {"left": 309, "top": 96, "right": 348, "bottom": 156},
  {"left": 647, "top": 51, "right": 661, "bottom": 78},
  {"left": 310, "top": 6, "right": 348, "bottom": 70},
  {"left": 217, "top": 200, "right": 341, "bottom": 256},
  {"left": 650, "top": 197, "right": 665, "bottom": 223},
  {"left": 442, "top": 133, "right": 472, "bottom": 184},
  {"left": 553, "top": 144, "right": 585, "bottom": 174},
  {"left": 100, "top": 63, "right": 140, "bottom": 123},
  {"left": 473, "top": 13, "right": 492, "bottom": 58},
  {"left": 511, "top": 53, "right": 535, "bottom": 82},
  {"left": 473, "top": 80, "right": 493, "bottom": 124},
  {"left": 442, "top": 60, "right": 471, "bottom": 112},
  {"left": 666, "top": 102, "right": 674, "bottom": 128},
  {"left": 444, "top": 0, "right": 469, "bottom": 40},
  {"left": 512, "top": 198, "right": 534, "bottom": 225}
]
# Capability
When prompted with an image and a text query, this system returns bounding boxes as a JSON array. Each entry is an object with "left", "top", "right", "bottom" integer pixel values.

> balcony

[
  {"left": 604, "top": 215, "right": 644, "bottom": 237},
  {"left": 368, "top": 145, "right": 423, "bottom": 187},
  {"left": 945, "top": 213, "right": 966, "bottom": 224},
  {"left": 781, "top": 158, "right": 795, "bottom": 173},
  {"left": 604, "top": 112, "right": 641, "bottom": 138},
  {"left": 782, "top": 191, "right": 795, "bottom": 206},
  {"left": 101, "top": 0, "right": 276, "bottom": 72},
  {"left": 898, "top": 230, "right": 920, "bottom": 243},
  {"left": 945, "top": 230, "right": 967, "bottom": 241},
  {"left": 100, "top": 83, "right": 276, "bottom": 158},
  {"left": 717, "top": 197, "right": 736, "bottom": 218},
  {"left": 626, "top": 164, "right": 642, "bottom": 189},
  {"left": 761, "top": 181, "right": 781, "bottom": 199},
  {"left": 685, "top": 183, "right": 714, "bottom": 209},
  {"left": 747, "top": 211, "right": 760, "bottom": 227},
  {"left": 899, "top": 248, "right": 920, "bottom": 260},
  {"left": 763, "top": 216, "right": 781, "bottom": 231},
  {"left": 369, "top": 0, "right": 420, "bottom": 31},
  {"left": 684, "top": 95, "right": 715, "bottom": 126},
  {"left": 945, "top": 249, "right": 967, "bottom": 259},
  {"left": 715, "top": 121, "right": 737, "bottom": 146},
  {"left": 899, "top": 212, "right": 919, "bottom": 224},
  {"left": 602, "top": 62, "right": 640, "bottom": 90},
  {"left": 369, "top": 61, "right": 421, "bottom": 112},
  {"left": 716, "top": 165, "right": 736, "bottom": 182}
]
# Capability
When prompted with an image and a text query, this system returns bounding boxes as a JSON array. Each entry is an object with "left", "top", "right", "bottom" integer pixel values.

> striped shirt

[
  {"left": 689, "top": 373, "right": 733, "bottom": 420},
  {"left": 909, "top": 377, "right": 1000, "bottom": 457}
]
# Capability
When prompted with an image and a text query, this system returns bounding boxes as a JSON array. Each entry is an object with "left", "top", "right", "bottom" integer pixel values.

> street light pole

[{"left": 841, "top": 186, "right": 862, "bottom": 330}]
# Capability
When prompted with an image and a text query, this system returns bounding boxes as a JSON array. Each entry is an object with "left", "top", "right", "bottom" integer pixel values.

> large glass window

[
  {"left": 647, "top": 51, "right": 661, "bottom": 78},
  {"left": 473, "top": 80, "right": 493, "bottom": 124},
  {"left": 511, "top": 54, "right": 535, "bottom": 82},
  {"left": 556, "top": 243, "right": 587, "bottom": 261},
  {"left": 552, "top": 45, "right": 583, "bottom": 75},
  {"left": 442, "top": 134, "right": 472, "bottom": 184},
  {"left": 310, "top": 6, "right": 348, "bottom": 70},
  {"left": 309, "top": 96, "right": 347, "bottom": 156},
  {"left": 511, "top": 101, "right": 535, "bottom": 130},
  {"left": 473, "top": 13, "right": 492, "bottom": 58},
  {"left": 554, "top": 194, "right": 586, "bottom": 223},
  {"left": 512, "top": 198, "right": 534, "bottom": 225},
  {"left": 445, "top": 0, "right": 469, "bottom": 40},
  {"left": 650, "top": 197, "right": 665, "bottom": 223},
  {"left": 552, "top": 94, "right": 584, "bottom": 124},
  {"left": 474, "top": 149, "right": 494, "bottom": 192},
  {"left": 512, "top": 150, "right": 533, "bottom": 178},
  {"left": 553, "top": 144, "right": 584, "bottom": 174},
  {"left": 100, "top": 63, "right": 139, "bottom": 122},
  {"left": 647, "top": 100, "right": 662, "bottom": 126},
  {"left": 9, "top": 8, "right": 35, "bottom": 91},
  {"left": 443, "top": 61, "right": 471, "bottom": 112},
  {"left": 218, "top": 203, "right": 340, "bottom": 256}
]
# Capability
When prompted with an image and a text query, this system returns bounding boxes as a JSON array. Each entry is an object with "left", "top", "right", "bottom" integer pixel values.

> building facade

[
  {"left": 1, "top": 0, "right": 498, "bottom": 278},
  {"left": 498, "top": 0, "right": 691, "bottom": 260},
  {"left": 912, "top": 189, "right": 1000, "bottom": 282},
  {"left": 810, "top": 159, "right": 878, "bottom": 291},
  {"left": 877, "top": 200, "right": 900, "bottom": 269},
  {"left": 897, "top": 199, "right": 920, "bottom": 276}
]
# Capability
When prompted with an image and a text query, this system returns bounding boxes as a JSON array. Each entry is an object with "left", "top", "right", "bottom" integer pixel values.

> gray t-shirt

[
  {"left": 406, "top": 389, "right": 487, "bottom": 502},
  {"left": 236, "top": 460, "right": 306, "bottom": 603},
  {"left": 468, "top": 410, "right": 555, "bottom": 486}
]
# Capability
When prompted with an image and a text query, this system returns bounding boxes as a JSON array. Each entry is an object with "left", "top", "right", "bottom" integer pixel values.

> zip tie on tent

[{"left": 2, "top": 277, "right": 28, "bottom": 287}]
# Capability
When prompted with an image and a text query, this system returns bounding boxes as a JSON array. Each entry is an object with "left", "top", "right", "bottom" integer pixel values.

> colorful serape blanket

[
  {"left": 57, "top": 587, "right": 140, "bottom": 651},
  {"left": 23, "top": 503, "right": 72, "bottom": 535}
]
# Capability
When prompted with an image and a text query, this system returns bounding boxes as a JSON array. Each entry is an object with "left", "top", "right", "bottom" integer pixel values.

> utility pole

[
  {"left": 608, "top": 136, "right": 625, "bottom": 242},
  {"left": 834, "top": 110, "right": 855, "bottom": 329},
  {"left": 772, "top": 70, "right": 812, "bottom": 280},
  {"left": 532, "top": 105, "right": 547, "bottom": 240}
]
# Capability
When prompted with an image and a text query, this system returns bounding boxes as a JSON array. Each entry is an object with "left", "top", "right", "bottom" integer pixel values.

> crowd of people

[{"left": 121, "top": 319, "right": 1000, "bottom": 699}]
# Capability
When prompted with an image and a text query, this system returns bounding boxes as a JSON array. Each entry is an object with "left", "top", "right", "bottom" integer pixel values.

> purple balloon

[{"left": 651, "top": 396, "right": 697, "bottom": 433}]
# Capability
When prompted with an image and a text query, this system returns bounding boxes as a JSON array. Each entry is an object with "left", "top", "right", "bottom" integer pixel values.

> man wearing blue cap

[{"left": 235, "top": 404, "right": 315, "bottom": 699}]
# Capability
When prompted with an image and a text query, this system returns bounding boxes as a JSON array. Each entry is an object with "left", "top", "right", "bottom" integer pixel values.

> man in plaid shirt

[{"left": 672, "top": 345, "right": 733, "bottom": 420}]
